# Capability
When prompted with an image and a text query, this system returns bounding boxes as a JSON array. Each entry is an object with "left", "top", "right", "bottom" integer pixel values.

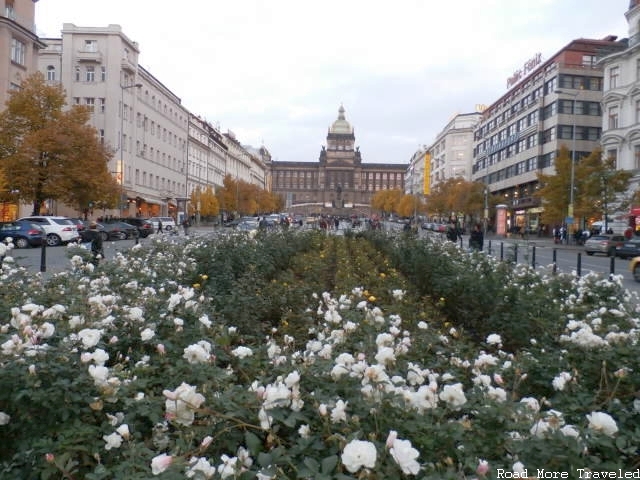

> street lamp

[
  {"left": 555, "top": 89, "right": 579, "bottom": 234},
  {"left": 119, "top": 82, "right": 142, "bottom": 216}
]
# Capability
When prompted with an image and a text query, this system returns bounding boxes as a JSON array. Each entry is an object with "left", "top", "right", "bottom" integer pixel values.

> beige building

[
  {"left": 270, "top": 106, "right": 407, "bottom": 216},
  {"left": 471, "top": 37, "right": 626, "bottom": 234},
  {"left": 0, "top": 0, "right": 42, "bottom": 102},
  {"left": 0, "top": 0, "right": 44, "bottom": 220},
  {"left": 37, "top": 23, "right": 268, "bottom": 221},
  {"left": 429, "top": 112, "right": 482, "bottom": 187}
]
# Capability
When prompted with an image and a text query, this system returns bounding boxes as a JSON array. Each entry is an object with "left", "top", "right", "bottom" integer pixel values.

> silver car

[{"left": 584, "top": 234, "right": 626, "bottom": 257}]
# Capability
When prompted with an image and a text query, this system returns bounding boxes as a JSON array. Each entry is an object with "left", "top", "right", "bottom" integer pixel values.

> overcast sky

[{"left": 35, "top": 1, "right": 630, "bottom": 164}]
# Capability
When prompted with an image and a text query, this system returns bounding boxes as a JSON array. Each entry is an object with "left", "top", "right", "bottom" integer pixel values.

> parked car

[
  {"left": 615, "top": 240, "right": 640, "bottom": 259},
  {"left": 120, "top": 218, "right": 154, "bottom": 238},
  {"left": 68, "top": 218, "right": 87, "bottom": 233},
  {"left": 17, "top": 216, "right": 81, "bottom": 246},
  {"left": 0, "top": 220, "right": 46, "bottom": 248},
  {"left": 81, "top": 221, "right": 130, "bottom": 241},
  {"left": 584, "top": 234, "right": 626, "bottom": 257},
  {"left": 79, "top": 222, "right": 106, "bottom": 242},
  {"left": 235, "top": 219, "right": 259, "bottom": 232},
  {"left": 629, "top": 256, "right": 640, "bottom": 282},
  {"left": 148, "top": 216, "right": 177, "bottom": 232}
]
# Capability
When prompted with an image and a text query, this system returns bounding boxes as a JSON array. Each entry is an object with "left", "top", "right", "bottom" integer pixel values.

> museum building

[{"left": 269, "top": 106, "right": 407, "bottom": 216}]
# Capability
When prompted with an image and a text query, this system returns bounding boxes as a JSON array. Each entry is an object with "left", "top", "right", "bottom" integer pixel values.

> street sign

[{"left": 565, "top": 216, "right": 574, "bottom": 225}]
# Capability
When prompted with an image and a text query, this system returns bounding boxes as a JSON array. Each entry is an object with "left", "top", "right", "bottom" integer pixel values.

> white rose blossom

[
  {"left": 586, "top": 411, "right": 618, "bottom": 437},
  {"left": 341, "top": 439, "right": 377, "bottom": 473}
]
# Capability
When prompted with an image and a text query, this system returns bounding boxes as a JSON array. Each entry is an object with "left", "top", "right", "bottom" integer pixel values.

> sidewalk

[{"left": 484, "top": 233, "right": 583, "bottom": 250}]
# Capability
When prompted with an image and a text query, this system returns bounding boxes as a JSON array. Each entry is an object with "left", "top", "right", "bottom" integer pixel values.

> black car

[
  {"left": 120, "top": 218, "right": 154, "bottom": 238},
  {"left": 0, "top": 220, "right": 46, "bottom": 248},
  {"left": 615, "top": 239, "right": 640, "bottom": 259}
]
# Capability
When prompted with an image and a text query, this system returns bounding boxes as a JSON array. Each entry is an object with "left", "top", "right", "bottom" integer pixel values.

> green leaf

[
  {"left": 257, "top": 452, "right": 272, "bottom": 468},
  {"left": 244, "top": 431, "right": 263, "bottom": 455},
  {"left": 321, "top": 455, "right": 339, "bottom": 474},
  {"left": 303, "top": 457, "right": 319, "bottom": 472}
]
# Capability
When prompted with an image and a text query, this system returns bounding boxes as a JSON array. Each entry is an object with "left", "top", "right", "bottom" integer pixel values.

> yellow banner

[{"left": 423, "top": 153, "right": 431, "bottom": 195}]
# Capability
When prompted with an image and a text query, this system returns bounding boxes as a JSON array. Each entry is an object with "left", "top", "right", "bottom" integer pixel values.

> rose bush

[{"left": 0, "top": 230, "right": 638, "bottom": 479}]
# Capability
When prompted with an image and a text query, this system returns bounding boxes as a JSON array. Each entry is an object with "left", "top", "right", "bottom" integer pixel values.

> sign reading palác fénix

[{"left": 506, "top": 52, "right": 542, "bottom": 89}]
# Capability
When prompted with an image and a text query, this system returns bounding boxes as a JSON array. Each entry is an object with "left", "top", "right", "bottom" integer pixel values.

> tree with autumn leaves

[
  {"left": 535, "top": 146, "right": 631, "bottom": 229},
  {"left": 371, "top": 181, "right": 487, "bottom": 221},
  {"left": 0, "top": 72, "right": 119, "bottom": 215},
  {"left": 215, "top": 174, "right": 283, "bottom": 217}
]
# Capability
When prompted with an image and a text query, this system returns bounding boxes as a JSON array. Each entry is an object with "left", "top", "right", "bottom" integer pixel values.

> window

[
  {"left": 72, "top": 97, "right": 80, "bottom": 105},
  {"left": 99, "top": 129, "right": 104, "bottom": 144},
  {"left": 85, "top": 66, "right": 95, "bottom": 82},
  {"left": 99, "top": 98, "right": 105, "bottom": 113},
  {"left": 608, "top": 106, "right": 619, "bottom": 129},
  {"left": 607, "top": 149, "right": 618, "bottom": 168},
  {"left": 85, "top": 98, "right": 95, "bottom": 112},
  {"left": 84, "top": 40, "right": 97, "bottom": 52},
  {"left": 609, "top": 66, "right": 620, "bottom": 89},
  {"left": 5, "top": 1, "right": 15, "bottom": 19},
  {"left": 75, "top": 66, "right": 80, "bottom": 82},
  {"left": 636, "top": 59, "right": 640, "bottom": 81},
  {"left": 46, "top": 65, "right": 56, "bottom": 81},
  {"left": 10, "top": 38, "right": 25, "bottom": 65},
  {"left": 635, "top": 145, "right": 640, "bottom": 170},
  {"left": 101, "top": 66, "right": 106, "bottom": 81}
]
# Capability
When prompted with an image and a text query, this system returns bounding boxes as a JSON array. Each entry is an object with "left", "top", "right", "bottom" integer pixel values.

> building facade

[
  {"left": 35, "top": 23, "right": 268, "bottom": 220},
  {"left": 471, "top": 37, "right": 626, "bottom": 234},
  {"left": 430, "top": 112, "right": 482, "bottom": 187},
  {"left": 600, "top": 1, "right": 640, "bottom": 192},
  {"left": 0, "top": 0, "right": 44, "bottom": 220},
  {"left": 270, "top": 106, "right": 407, "bottom": 216}
]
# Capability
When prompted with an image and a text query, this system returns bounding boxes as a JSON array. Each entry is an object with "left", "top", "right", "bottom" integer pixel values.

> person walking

[
  {"left": 182, "top": 218, "right": 190, "bottom": 235},
  {"left": 157, "top": 219, "right": 163, "bottom": 234},
  {"left": 469, "top": 223, "right": 484, "bottom": 251},
  {"left": 87, "top": 221, "right": 104, "bottom": 265}
]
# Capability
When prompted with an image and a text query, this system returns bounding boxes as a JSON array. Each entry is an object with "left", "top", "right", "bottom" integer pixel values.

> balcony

[
  {"left": 121, "top": 57, "right": 137, "bottom": 73},
  {"left": 76, "top": 49, "right": 102, "bottom": 63}
]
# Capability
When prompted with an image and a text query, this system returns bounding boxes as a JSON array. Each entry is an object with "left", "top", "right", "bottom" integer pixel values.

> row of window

[
  {"left": 475, "top": 74, "right": 603, "bottom": 141},
  {"left": 133, "top": 168, "right": 183, "bottom": 194},
  {"left": 472, "top": 124, "right": 602, "bottom": 174}
]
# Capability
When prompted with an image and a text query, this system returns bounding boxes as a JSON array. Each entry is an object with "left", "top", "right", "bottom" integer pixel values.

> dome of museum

[{"left": 329, "top": 105, "right": 353, "bottom": 135}]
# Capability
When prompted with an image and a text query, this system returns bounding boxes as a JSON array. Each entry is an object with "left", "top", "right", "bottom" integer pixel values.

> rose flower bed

[{"left": 0, "top": 229, "right": 639, "bottom": 479}]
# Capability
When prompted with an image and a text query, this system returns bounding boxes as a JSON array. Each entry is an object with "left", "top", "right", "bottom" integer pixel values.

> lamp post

[
  {"left": 555, "top": 89, "right": 578, "bottom": 235},
  {"left": 119, "top": 82, "right": 142, "bottom": 216},
  {"left": 483, "top": 156, "right": 489, "bottom": 236}
]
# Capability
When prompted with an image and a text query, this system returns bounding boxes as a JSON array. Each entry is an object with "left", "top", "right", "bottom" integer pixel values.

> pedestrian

[
  {"left": 87, "top": 221, "right": 104, "bottom": 265},
  {"left": 446, "top": 219, "right": 460, "bottom": 242},
  {"left": 157, "top": 219, "right": 163, "bottom": 234},
  {"left": 469, "top": 223, "right": 484, "bottom": 251},
  {"left": 182, "top": 218, "right": 190, "bottom": 235}
]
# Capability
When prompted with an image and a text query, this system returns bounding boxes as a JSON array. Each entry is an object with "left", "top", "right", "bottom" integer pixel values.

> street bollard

[
  {"left": 531, "top": 246, "right": 536, "bottom": 268},
  {"left": 500, "top": 242, "right": 504, "bottom": 261},
  {"left": 513, "top": 244, "right": 518, "bottom": 263},
  {"left": 577, "top": 253, "right": 581, "bottom": 277},
  {"left": 552, "top": 249, "right": 557, "bottom": 274},
  {"left": 487, "top": 240, "right": 492, "bottom": 255},
  {"left": 609, "top": 256, "right": 615, "bottom": 278},
  {"left": 40, "top": 240, "right": 47, "bottom": 273}
]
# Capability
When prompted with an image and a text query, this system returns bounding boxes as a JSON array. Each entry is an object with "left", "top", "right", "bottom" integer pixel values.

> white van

[
  {"left": 148, "top": 216, "right": 177, "bottom": 233},
  {"left": 591, "top": 221, "right": 629, "bottom": 235}
]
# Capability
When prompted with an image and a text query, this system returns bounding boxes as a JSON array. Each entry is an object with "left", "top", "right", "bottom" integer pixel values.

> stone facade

[{"left": 270, "top": 106, "right": 407, "bottom": 216}]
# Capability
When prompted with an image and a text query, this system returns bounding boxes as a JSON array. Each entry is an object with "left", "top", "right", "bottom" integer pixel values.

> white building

[
  {"left": 429, "top": 112, "right": 481, "bottom": 188},
  {"left": 37, "top": 23, "right": 268, "bottom": 220},
  {"left": 600, "top": 0, "right": 640, "bottom": 192}
]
